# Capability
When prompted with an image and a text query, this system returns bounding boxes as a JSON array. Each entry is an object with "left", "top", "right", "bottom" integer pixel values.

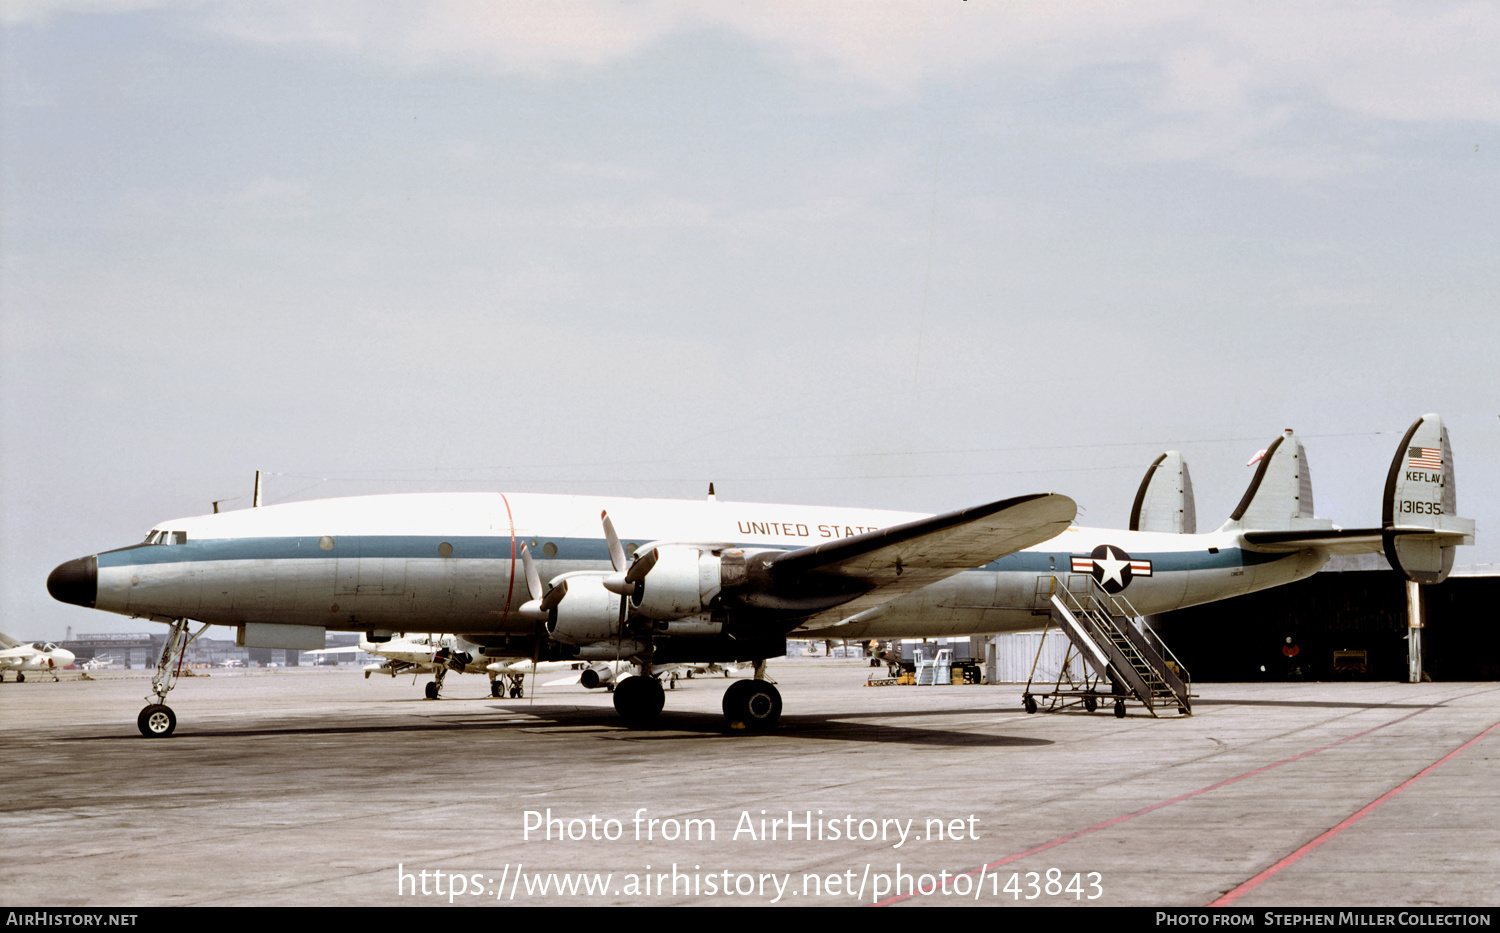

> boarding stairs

[
  {"left": 1023, "top": 574, "right": 1191, "bottom": 718},
  {"left": 914, "top": 648, "right": 953, "bottom": 686}
]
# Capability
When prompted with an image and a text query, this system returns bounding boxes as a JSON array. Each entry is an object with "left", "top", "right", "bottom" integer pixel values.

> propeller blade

[
  {"left": 539, "top": 579, "right": 567, "bottom": 613},
  {"left": 624, "top": 547, "right": 658, "bottom": 585},
  {"left": 520, "top": 544, "right": 543, "bottom": 602},
  {"left": 601, "top": 510, "right": 627, "bottom": 573}
]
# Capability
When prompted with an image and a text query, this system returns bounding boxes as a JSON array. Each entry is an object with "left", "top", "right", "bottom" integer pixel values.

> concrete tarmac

[{"left": 2, "top": 660, "right": 1496, "bottom": 907}]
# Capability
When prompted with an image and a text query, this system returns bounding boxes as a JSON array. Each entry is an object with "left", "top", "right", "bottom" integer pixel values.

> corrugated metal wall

[{"left": 987, "top": 632, "right": 1104, "bottom": 685}]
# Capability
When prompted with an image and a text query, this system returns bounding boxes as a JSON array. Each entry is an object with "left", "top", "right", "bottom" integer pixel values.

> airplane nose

[{"left": 47, "top": 556, "right": 97, "bottom": 608}]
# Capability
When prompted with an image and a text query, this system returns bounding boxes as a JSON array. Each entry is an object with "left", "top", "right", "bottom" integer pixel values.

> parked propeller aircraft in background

[
  {"left": 47, "top": 415, "right": 1473, "bottom": 737},
  {"left": 307, "top": 632, "right": 589, "bottom": 699},
  {"left": 1, "top": 632, "right": 76, "bottom": 682}
]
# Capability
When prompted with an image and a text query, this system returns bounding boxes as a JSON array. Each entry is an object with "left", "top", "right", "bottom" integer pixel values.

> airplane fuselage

[{"left": 62, "top": 491, "right": 1326, "bottom": 644}]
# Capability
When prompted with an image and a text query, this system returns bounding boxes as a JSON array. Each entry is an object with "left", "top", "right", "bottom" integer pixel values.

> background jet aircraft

[
  {"left": 0, "top": 632, "right": 76, "bottom": 682},
  {"left": 46, "top": 415, "right": 1473, "bottom": 737}
]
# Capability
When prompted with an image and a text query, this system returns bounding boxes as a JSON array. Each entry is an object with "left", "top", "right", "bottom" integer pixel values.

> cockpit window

[
  {"left": 144, "top": 530, "right": 160, "bottom": 544},
  {"left": 142, "top": 530, "right": 187, "bottom": 545}
]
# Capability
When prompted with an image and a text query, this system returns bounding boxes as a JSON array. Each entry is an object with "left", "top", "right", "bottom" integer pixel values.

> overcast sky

[{"left": 4, "top": 1, "right": 1497, "bottom": 639}]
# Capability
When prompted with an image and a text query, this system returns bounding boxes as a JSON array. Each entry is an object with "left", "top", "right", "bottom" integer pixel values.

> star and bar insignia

[{"left": 1071, "top": 544, "right": 1153, "bottom": 593}]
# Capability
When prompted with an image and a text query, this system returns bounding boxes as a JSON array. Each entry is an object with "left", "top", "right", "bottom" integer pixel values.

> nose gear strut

[{"left": 139, "top": 617, "right": 210, "bottom": 737}]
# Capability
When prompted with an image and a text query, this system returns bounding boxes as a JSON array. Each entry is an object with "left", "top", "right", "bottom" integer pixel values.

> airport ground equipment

[
  {"left": 914, "top": 647, "right": 953, "bottom": 685},
  {"left": 1022, "top": 574, "right": 1191, "bottom": 718}
]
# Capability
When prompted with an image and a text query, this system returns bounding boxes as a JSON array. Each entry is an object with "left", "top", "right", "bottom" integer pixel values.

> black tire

[
  {"left": 1114, "top": 700, "right": 1126, "bottom": 719},
  {"left": 16, "top": 673, "right": 24, "bottom": 683},
  {"left": 1023, "top": 694, "right": 1038, "bottom": 714},
  {"left": 490, "top": 681, "right": 502, "bottom": 698},
  {"left": 425, "top": 681, "right": 439, "bottom": 700},
  {"left": 722, "top": 679, "right": 782, "bottom": 732},
  {"left": 612, "top": 676, "right": 665, "bottom": 728},
  {"left": 509, "top": 684, "right": 523, "bottom": 698},
  {"left": 137, "top": 704, "right": 176, "bottom": 738},
  {"left": 1083, "top": 695, "right": 1098, "bottom": 713}
]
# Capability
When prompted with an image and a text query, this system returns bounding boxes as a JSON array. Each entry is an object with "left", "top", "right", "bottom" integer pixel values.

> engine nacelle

[
  {"left": 545, "top": 573, "right": 622, "bottom": 645},
  {"left": 630, "top": 546, "right": 765, "bottom": 621},
  {"left": 580, "top": 665, "right": 618, "bottom": 689},
  {"left": 653, "top": 613, "right": 724, "bottom": 636}
]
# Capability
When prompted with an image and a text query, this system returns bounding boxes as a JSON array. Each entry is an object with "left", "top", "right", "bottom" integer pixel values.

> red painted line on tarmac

[
  {"left": 873, "top": 700, "right": 1457, "bottom": 907},
  {"left": 1208, "top": 716, "right": 1500, "bottom": 907}
]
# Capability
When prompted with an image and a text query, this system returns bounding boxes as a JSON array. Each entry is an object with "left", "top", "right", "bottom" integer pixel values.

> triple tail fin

[
  {"left": 1231, "top": 415, "right": 1474, "bottom": 584},
  {"left": 1217, "top": 429, "right": 1332, "bottom": 535},
  {"left": 1381, "top": 414, "right": 1474, "bottom": 584},
  {"left": 1130, "top": 452, "right": 1196, "bottom": 534}
]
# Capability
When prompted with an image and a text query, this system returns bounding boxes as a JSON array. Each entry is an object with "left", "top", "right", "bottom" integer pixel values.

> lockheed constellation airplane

[{"left": 47, "top": 415, "right": 1472, "bottom": 737}]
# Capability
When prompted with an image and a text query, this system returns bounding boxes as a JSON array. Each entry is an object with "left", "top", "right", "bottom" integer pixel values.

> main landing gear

[
  {"left": 722, "top": 679, "right": 781, "bottom": 732},
  {"left": 608, "top": 657, "right": 782, "bottom": 732},
  {"left": 612, "top": 674, "right": 665, "bottom": 728},
  {"left": 137, "top": 617, "right": 209, "bottom": 737}
]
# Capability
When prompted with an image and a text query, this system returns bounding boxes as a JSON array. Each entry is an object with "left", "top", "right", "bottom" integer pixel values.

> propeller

[
  {"left": 599, "top": 511, "right": 642, "bottom": 673},
  {"left": 515, "top": 545, "right": 560, "bottom": 619},
  {"left": 600, "top": 511, "right": 636, "bottom": 595}
]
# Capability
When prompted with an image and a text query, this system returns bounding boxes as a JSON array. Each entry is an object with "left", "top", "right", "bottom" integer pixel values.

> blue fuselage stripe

[{"left": 98, "top": 536, "right": 1284, "bottom": 573}]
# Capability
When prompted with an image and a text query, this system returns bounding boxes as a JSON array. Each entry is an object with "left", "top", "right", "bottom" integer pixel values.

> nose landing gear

[{"left": 137, "top": 617, "right": 209, "bottom": 738}]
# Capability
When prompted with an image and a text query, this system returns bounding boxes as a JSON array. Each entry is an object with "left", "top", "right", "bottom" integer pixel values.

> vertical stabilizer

[
  {"left": 1219, "top": 430, "right": 1332, "bottom": 533},
  {"left": 1130, "top": 451, "right": 1197, "bottom": 533},
  {"left": 1382, "top": 414, "right": 1474, "bottom": 584}
]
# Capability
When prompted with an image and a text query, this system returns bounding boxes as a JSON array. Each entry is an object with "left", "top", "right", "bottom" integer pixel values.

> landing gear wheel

[
  {"left": 490, "top": 680, "right": 502, "bottom": 698},
  {"left": 723, "top": 679, "right": 782, "bottom": 732},
  {"left": 1114, "top": 700, "right": 1126, "bottom": 719},
  {"left": 1023, "top": 694, "right": 1038, "bottom": 714},
  {"left": 425, "top": 681, "right": 440, "bottom": 700},
  {"left": 509, "top": 684, "right": 523, "bottom": 698},
  {"left": 1083, "top": 695, "right": 1098, "bottom": 713},
  {"left": 137, "top": 704, "right": 176, "bottom": 737},
  {"left": 613, "top": 676, "right": 665, "bottom": 728},
  {"left": 16, "top": 673, "right": 24, "bottom": 683}
]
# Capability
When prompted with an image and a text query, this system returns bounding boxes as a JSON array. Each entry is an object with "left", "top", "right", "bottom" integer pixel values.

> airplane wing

[
  {"left": 777, "top": 493, "right": 1076, "bottom": 629},
  {"left": 0, "top": 645, "right": 37, "bottom": 660}
]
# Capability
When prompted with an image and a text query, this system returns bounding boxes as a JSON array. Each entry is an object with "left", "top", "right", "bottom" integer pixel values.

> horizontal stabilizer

[{"left": 1243, "top": 527, "right": 1385, "bottom": 555}]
